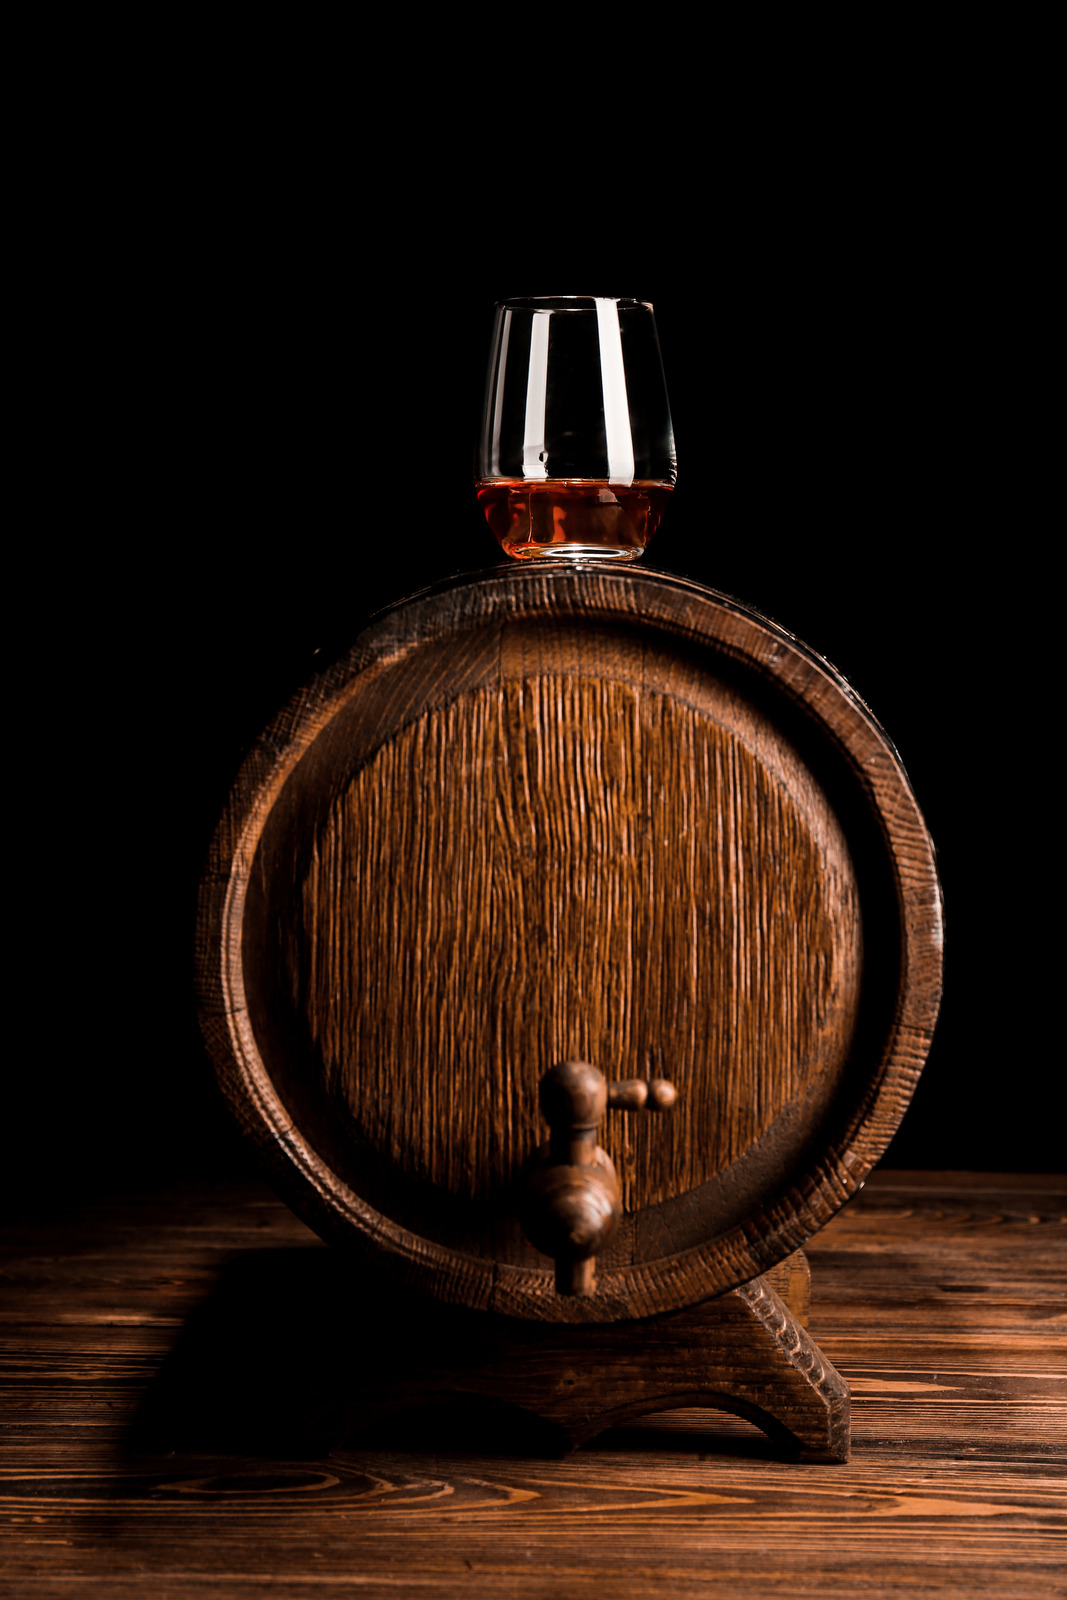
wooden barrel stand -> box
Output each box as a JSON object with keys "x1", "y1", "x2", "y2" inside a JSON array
[
  {"x1": 197, "y1": 564, "x2": 941, "y2": 1465},
  {"x1": 344, "y1": 1252, "x2": 849, "y2": 1463}
]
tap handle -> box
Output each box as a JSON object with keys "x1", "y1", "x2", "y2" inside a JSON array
[
  {"x1": 539, "y1": 1062, "x2": 676, "y2": 1166},
  {"x1": 607, "y1": 1077, "x2": 678, "y2": 1113}
]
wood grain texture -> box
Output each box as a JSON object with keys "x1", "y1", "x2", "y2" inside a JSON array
[
  {"x1": 196, "y1": 564, "x2": 944, "y2": 1320},
  {"x1": 1, "y1": 1174, "x2": 1062, "y2": 1597},
  {"x1": 302, "y1": 679, "x2": 859, "y2": 1216}
]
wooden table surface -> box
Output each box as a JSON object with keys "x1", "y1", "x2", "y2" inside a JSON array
[{"x1": 2, "y1": 1172, "x2": 1064, "y2": 1597}]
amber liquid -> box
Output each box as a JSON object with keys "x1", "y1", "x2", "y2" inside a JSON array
[{"x1": 476, "y1": 479, "x2": 673, "y2": 561}]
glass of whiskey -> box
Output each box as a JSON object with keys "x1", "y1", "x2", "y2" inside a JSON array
[{"x1": 476, "y1": 296, "x2": 677, "y2": 562}]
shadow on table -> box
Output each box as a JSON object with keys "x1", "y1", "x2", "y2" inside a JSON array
[{"x1": 130, "y1": 1245, "x2": 775, "y2": 1463}]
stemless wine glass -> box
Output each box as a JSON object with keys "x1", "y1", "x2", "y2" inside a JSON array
[{"x1": 476, "y1": 296, "x2": 677, "y2": 561}]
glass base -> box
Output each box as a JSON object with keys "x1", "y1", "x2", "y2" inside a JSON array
[{"x1": 503, "y1": 542, "x2": 646, "y2": 563}]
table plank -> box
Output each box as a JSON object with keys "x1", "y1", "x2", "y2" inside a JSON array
[{"x1": 1, "y1": 1173, "x2": 1064, "y2": 1597}]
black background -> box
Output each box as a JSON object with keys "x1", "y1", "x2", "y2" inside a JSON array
[{"x1": 20, "y1": 125, "x2": 1057, "y2": 1204}]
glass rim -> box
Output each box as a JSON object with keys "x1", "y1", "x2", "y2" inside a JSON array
[{"x1": 493, "y1": 295, "x2": 654, "y2": 313}]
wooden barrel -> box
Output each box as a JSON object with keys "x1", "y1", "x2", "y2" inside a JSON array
[{"x1": 196, "y1": 564, "x2": 942, "y2": 1322}]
